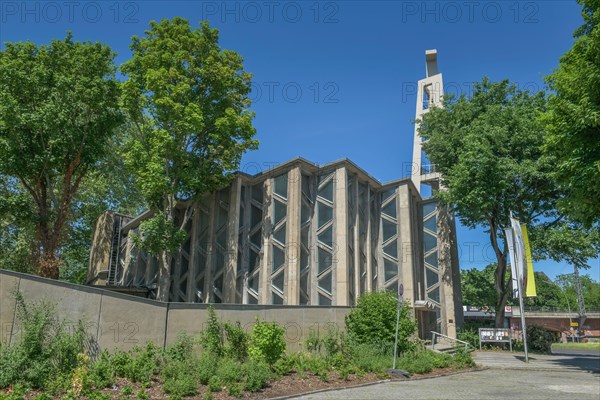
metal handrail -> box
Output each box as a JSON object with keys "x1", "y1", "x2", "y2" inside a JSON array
[{"x1": 430, "y1": 331, "x2": 471, "y2": 350}]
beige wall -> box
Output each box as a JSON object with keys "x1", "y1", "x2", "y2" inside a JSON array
[{"x1": 0, "y1": 269, "x2": 350, "y2": 353}]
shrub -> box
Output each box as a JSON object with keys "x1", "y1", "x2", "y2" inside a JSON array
[
  {"x1": 215, "y1": 358, "x2": 242, "y2": 387},
  {"x1": 248, "y1": 320, "x2": 286, "y2": 365},
  {"x1": 242, "y1": 359, "x2": 271, "y2": 392},
  {"x1": 450, "y1": 349, "x2": 475, "y2": 369},
  {"x1": 197, "y1": 352, "x2": 218, "y2": 385},
  {"x1": 457, "y1": 326, "x2": 480, "y2": 349},
  {"x1": 347, "y1": 342, "x2": 392, "y2": 374},
  {"x1": 199, "y1": 306, "x2": 224, "y2": 357},
  {"x1": 527, "y1": 325, "x2": 555, "y2": 354},
  {"x1": 224, "y1": 322, "x2": 249, "y2": 362},
  {"x1": 345, "y1": 291, "x2": 416, "y2": 354},
  {"x1": 0, "y1": 293, "x2": 87, "y2": 390}
]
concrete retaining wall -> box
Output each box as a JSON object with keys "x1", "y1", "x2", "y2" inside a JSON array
[{"x1": 0, "y1": 269, "x2": 351, "y2": 352}]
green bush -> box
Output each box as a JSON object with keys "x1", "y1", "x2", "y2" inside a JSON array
[
  {"x1": 456, "y1": 326, "x2": 479, "y2": 349},
  {"x1": 242, "y1": 359, "x2": 271, "y2": 392},
  {"x1": 0, "y1": 293, "x2": 87, "y2": 390},
  {"x1": 197, "y1": 352, "x2": 218, "y2": 385},
  {"x1": 345, "y1": 291, "x2": 416, "y2": 354},
  {"x1": 199, "y1": 306, "x2": 224, "y2": 357},
  {"x1": 347, "y1": 342, "x2": 392, "y2": 374},
  {"x1": 248, "y1": 320, "x2": 286, "y2": 365},
  {"x1": 450, "y1": 349, "x2": 476, "y2": 369},
  {"x1": 224, "y1": 322, "x2": 249, "y2": 362},
  {"x1": 527, "y1": 325, "x2": 555, "y2": 354},
  {"x1": 215, "y1": 358, "x2": 242, "y2": 387}
]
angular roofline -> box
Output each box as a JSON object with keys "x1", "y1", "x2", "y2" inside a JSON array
[{"x1": 235, "y1": 156, "x2": 418, "y2": 192}]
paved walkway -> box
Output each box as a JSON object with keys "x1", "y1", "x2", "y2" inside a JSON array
[{"x1": 292, "y1": 352, "x2": 600, "y2": 400}]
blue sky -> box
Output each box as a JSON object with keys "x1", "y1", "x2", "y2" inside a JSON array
[{"x1": 1, "y1": 0, "x2": 598, "y2": 280}]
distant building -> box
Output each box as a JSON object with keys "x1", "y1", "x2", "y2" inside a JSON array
[{"x1": 87, "y1": 50, "x2": 463, "y2": 338}]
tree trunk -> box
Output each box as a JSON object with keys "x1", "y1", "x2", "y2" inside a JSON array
[
  {"x1": 156, "y1": 249, "x2": 172, "y2": 302},
  {"x1": 39, "y1": 248, "x2": 60, "y2": 279},
  {"x1": 489, "y1": 218, "x2": 510, "y2": 328}
]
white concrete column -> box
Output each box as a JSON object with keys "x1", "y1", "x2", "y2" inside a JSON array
[
  {"x1": 285, "y1": 167, "x2": 302, "y2": 305},
  {"x1": 398, "y1": 184, "x2": 416, "y2": 317},
  {"x1": 223, "y1": 177, "x2": 241, "y2": 303},
  {"x1": 334, "y1": 167, "x2": 349, "y2": 306},
  {"x1": 260, "y1": 178, "x2": 272, "y2": 304}
]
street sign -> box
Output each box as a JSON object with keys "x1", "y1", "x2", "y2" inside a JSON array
[
  {"x1": 570, "y1": 322, "x2": 579, "y2": 327},
  {"x1": 398, "y1": 283, "x2": 404, "y2": 305}
]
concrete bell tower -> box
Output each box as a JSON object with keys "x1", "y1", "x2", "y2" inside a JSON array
[{"x1": 411, "y1": 49, "x2": 444, "y2": 193}]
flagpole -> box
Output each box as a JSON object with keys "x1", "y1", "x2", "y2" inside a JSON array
[
  {"x1": 510, "y1": 212, "x2": 529, "y2": 363},
  {"x1": 517, "y1": 269, "x2": 529, "y2": 362}
]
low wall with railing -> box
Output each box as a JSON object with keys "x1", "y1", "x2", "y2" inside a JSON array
[{"x1": 0, "y1": 269, "x2": 350, "y2": 352}]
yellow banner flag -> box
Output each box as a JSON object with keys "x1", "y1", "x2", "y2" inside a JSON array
[{"x1": 521, "y1": 225, "x2": 537, "y2": 297}]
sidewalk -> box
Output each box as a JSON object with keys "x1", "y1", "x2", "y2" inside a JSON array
[{"x1": 473, "y1": 351, "x2": 600, "y2": 373}]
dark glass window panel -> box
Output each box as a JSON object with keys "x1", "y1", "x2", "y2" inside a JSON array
[
  {"x1": 250, "y1": 229, "x2": 262, "y2": 248},
  {"x1": 300, "y1": 269, "x2": 309, "y2": 292},
  {"x1": 273, "y1": 173, "x2": 288, "y2": 198},
  {"x1": 251, "y1": 205, "x2": 262, "y2": 228},
  {"x1": 300, "y1": 291, "x2": 309, "y2": 305},
  {"x1": 239, "y1": 206, "x2": 245, "y2": 229},
  {"x1": 425, "y1": 252, "x2": 438, "y2": 268},
  {"x1": 318, "y1": 179, "x2": 334, "y2": 203},
  {"x1": 240, "y1": 186, "x2": 246, "y2": 203},
  {"x1": 422, "y1": 202, "x2": 436, "y2": 218},
  {"x1": 424, "y1": 215, "x2": 437, "y2": 233},
  {"x1": 272, "y1": 292, "x2": 284, "y2": 304},
  {"x1": 360, "y1": 275, "x2": 366, "y2": 295},
  {"x1": 216, "y1": 231, "x2": 227, "y2": 249},
  {"x1": 318, "y1": 202, "x2": 333, "y2": 228},
  {"x1": 382, "y1": 219, "x2": 397, "y2": 242},
  {"x1": 272, "y1": 246, "x2": 285, "y2": 272},
  {"x1": 214, "y1": 294, "x2": 222, "y2": 304},
  {"x1": 318, "y1": 225, "x2": 333, "y2": 248},
  {"x1": 214, "y1": 274, "x2": 223, "y2": 293},
  {"x1": 180, "y1": 257, "x2": 189, "y2": 276},
  {"x1": 273, "y1": 200, "x2": 287, "y2": 226},
  {"x1": 318, "y1": 272, "x2": 332, "y2": 294},
  {"x1": 200, "y1": 211, "x2": 210, "y2": 231},
  {"x1": 252, "y1": 184, "x2": 264, "y2": 203},
  {"x1": 218, "y1": 206, "x2": 228, "y2": 229},
  {"x1": 248, "y1": 295, "x2": 258, "y2": 304},
  {"x1": 301, "y1": 226, "x2": 309, "y2": 247},
  {"x1": 423, "y1": 232, "x2": 437, "y2": 254},
  {"x1": 318, "y1": 293, "x2": 332, "y2": 306},
  {"x1": 179, "y1": 279, "x2": 188, "y2": 296},
  {"x1": 273, "y1": 224, "x2": 286, "y2": 245},
  {"x1": 302, "y1": 175, "x2": 312, "y2": 198},
  {"x1": 249, "y1": 249, "x2": 259, "y2": 273},
  {"x1": 301, "y1": 247, "x2": 309, "y2": 271},
  {"x1": 381, "y1": 199, "x2": 397, "y2": 220},
  {"x1": 384, "y1": 259, "x2": 398, "y2": 282},
  {"x1": 426, "y1": 267, "x2": 439, "y2": 289},
  {"x1": 318, "y1": 248, "x2": 332, "y2": 274},
  {"x1": 272, "y1": 271, "x2": 285, "y2": 292},
  {"x1": 383, "y1": 241, "x2": 398, "y2": 259},
  {"x1": 428, "y1": 286, "x2": 440, "y2": 304},
  {"x1": 301, "y1": 201, "x2": 312, "y2": 225},
  {"x1": 249, "y1": 277, "x2": 259, "y2": 292},
  {"x1": 183, "y1": 237, "x2": 191, "y2": 255},
  {"x1": 382, "y1": 187, "x2": 396, "y2": 202}
]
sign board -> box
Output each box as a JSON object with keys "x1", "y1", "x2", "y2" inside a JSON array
[
  {"x1": 397, "y1": 283, "x2": 404, "y2": 307},
  {"x1": 570, "y1": 322, "x2": 579, "y2": 327},
  {"x1": 479, "y1": 328, "x2": 512, "y2": 351}
]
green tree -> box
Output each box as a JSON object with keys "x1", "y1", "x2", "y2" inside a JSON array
[
  {"x1": 0, "y1": 34, "x2": 123, "y2": 279},
  {"x1": 460, "y1": 264, "x2": 498, "y2": 307},
  {"x1": 556, "y1": 273, "x2": 600, "y2": 310},
  {"x1": 419, "y1": 78, "x2": 598, "y2": 327},
  {"x1": 121, "y1": 18, "x2": 257, "y2": 300},
  {"x1": 544, "y1": 0, "x2": 600, "y2": 226},
  {"x1": 523, "y1": 272, "x2": 564, "y2": 309}
]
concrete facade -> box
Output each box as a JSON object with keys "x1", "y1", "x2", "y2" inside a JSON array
[
  {"x1": 85, "y1": 50, "x2": 462, "y2": 339},
  {"x1": 0, "y1": 269, "x2": 349, "y2": 352}
]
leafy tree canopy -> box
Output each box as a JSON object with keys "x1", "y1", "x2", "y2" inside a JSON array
[
  {"x1": 544, "y1": 0, "x2": 600, "y2": 226},
  {"x1": 0, "y1": 34, "x2": 123, "y2": 278}
]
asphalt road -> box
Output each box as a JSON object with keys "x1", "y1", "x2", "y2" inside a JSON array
[{"x1": 292, "y1": 352, "x2": 600, "y2": 400}]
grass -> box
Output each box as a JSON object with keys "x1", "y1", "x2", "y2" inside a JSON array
[{"x1": 552, "y1": 342, "x2": 600, "y2": 351}]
